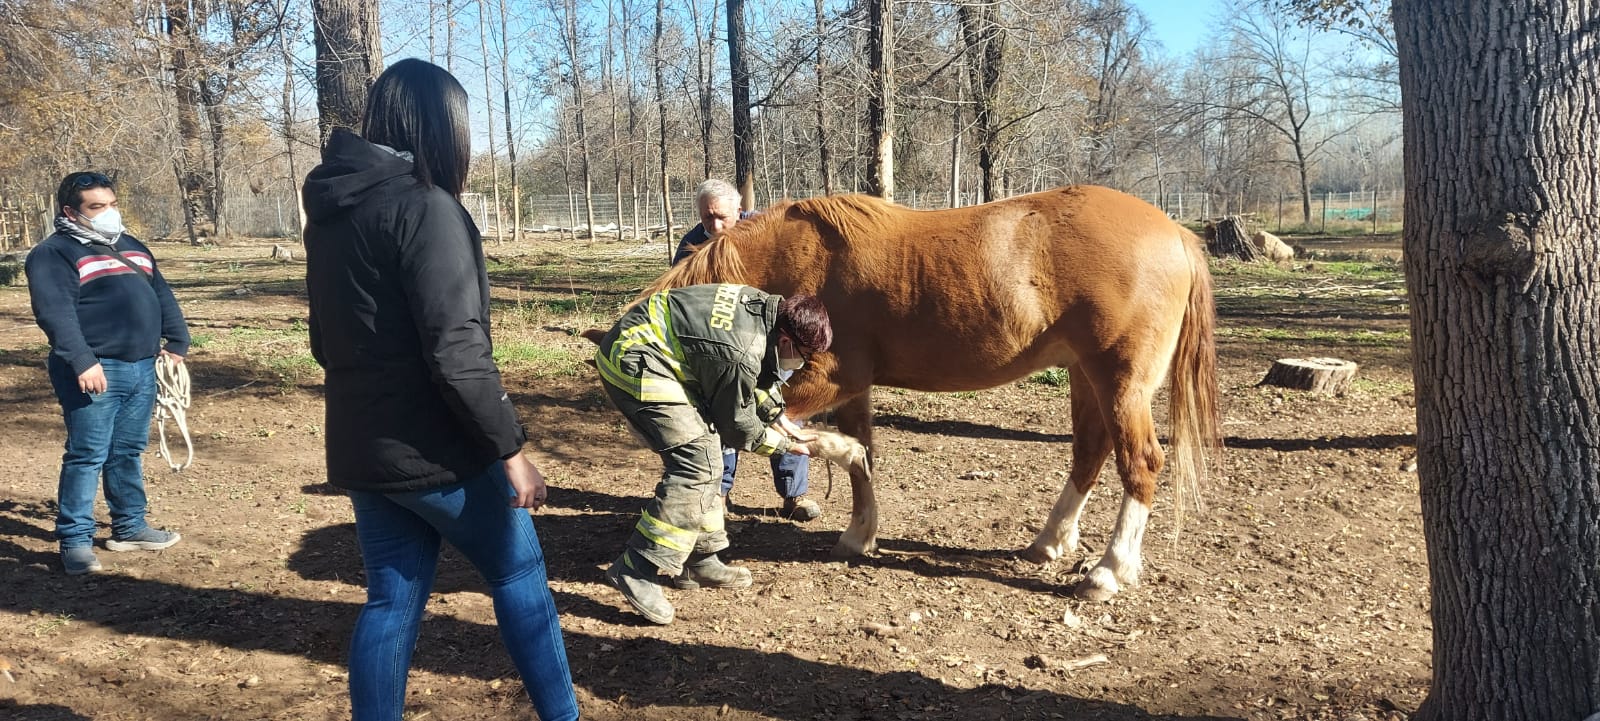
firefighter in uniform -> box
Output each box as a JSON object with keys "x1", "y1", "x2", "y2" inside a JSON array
[{"x1": 596, "y1": 283, "x2": 833, "y2": 624}]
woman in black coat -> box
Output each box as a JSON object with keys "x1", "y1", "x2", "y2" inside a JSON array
[{"x1": 302, "y1": 59, "x2": 578, "y2": 721}]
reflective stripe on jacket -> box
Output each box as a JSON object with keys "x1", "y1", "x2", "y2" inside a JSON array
[{"x1": 597, "y1": 283, "x2": 791, "y2": 455}]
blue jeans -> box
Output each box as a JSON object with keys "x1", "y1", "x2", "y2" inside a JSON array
[
  {"x1": 346, "y1": 464, "x2": 578, "y2": 721},
  {"x1": 720, "y1": 449, "x2": 810, "y2": 499},
  {"x1": 48, "y1": 356, "x2": 157, "y2": 549}
]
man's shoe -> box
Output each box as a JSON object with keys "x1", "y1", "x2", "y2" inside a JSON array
[
  {"x1": 106, "y1": 528, "x2": 181, "y2": 552},
  {"x1": 782, "y1": 496, "x2": 822, "y2": 522},
  {"x1": 672, "y1": 552, "x2": 753, "y2": 590},
  {"x1": 62, "y1": 547, "x2": 102, "y2": 575},
  {"x1": 604, "y1": 552, "x2": 675, "y2": 625}
]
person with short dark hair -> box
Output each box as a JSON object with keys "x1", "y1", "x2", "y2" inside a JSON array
[
  {"x1": 25, "y1": 171, "x2": 189, "y2": 576},
  {"x1": 671, "y1": 179, "x2": 822, "y2": 522},
  {"x1": 301, "y1": 58, "x2": 578, "y2": 721},
  {"x1": 595, "y1": 283, "x2": 832, "y2": 624}
]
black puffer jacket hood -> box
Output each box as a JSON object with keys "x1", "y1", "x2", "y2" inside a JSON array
[{"x1": 302, "y1": 129, "x2": 416, "y2": 224}]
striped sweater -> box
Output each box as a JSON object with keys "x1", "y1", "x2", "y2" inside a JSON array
[{"x1": 24, "y1": 231, "x2": 189, "y2": 375}]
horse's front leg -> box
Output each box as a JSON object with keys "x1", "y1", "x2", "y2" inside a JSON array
[{"x1": 828, "y1": 391, "x2": 878, "y2": 557}]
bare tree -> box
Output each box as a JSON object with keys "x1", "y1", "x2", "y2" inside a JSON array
[
  {"x1": 556, "y1": 0, "x2": 595, "y2": 236},
  {"x1": 957, "y1": 0, "x2": 1003, "y2": 201},
  {"x1": 1188, "y1": 0, "x2": 1337, "y2": 224},
  {"x1": 688, "y1": 0, "x2": 720, "y2": 180},
  {"x1": 476, "y1": 0, "x2": 503, "y2": 241},
  {"x1": 652, "y1": 0, "x2": 674, "y2": 248},
  {"x1": 811, "y1": 0, "x2": 834, "y2": 194},
  {"x1": 606, "y1": 0, "x2": 625, "y2": 239},
  {"x1": 498, "y1": 0, "x2": 522, "y2": 242}
]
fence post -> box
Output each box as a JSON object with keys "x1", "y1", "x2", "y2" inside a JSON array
[
  {"x1": 1321, "y1": 191, "x2": 1329, "y2": 233},
  {"x1": 1371, "y1": 189, "x2": 1379, "y2": 235}
]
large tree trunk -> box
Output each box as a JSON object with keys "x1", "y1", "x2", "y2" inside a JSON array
[
  {"x1": 864, "y1": 0, "x2": 893, "y2": 200},
  {"x1": 958, "y1": 0, "x2": 1003, "y2": 203},
  {"x1": 311, "y1": 0, "x2": 381, "y2": 147},
  {"x1": 1396, "y1": 2, "x2": 1600, "y2": 719},
  {"x1": 166, "y1": 0, "x2": 215, "y2": 244},
  {"x1": 728, "y1": 0, "x2": 755, "y2": 209}
]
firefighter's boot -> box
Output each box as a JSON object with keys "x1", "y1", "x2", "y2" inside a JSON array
[
  {"x1": 672, "y1": 552, "x2": 753, "y2": 590},
  {"x1": 605, "y1": 550, "x2": 675, "y2": 624}
]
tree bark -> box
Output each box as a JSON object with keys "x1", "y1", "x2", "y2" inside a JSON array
[
  {"x1": 865, "y1": 0, "x2": 893, "y2": 200},
  {"x1": 1396, "y1": 1, "x2": 1600, "y2": 719},
  {"x1": 958, "y1": 0, "x2": 1003, "y2": 203},
  {"x1": 165, "y1": 0, "x2": 215, "y2": 244},
  {"x1": 728, "y1": 0, "x2": 755, "y2": 209},
  {"x1": 311, "y1": 0, "x2": 381, "y2": 147}
]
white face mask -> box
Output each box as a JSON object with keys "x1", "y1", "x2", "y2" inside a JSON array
[
  {"x1": 77, "y1": 207, "x2": 124, "y2": 237},
  {"x1": 777, "y1": 355, "x2": 805, "y2": 372}
]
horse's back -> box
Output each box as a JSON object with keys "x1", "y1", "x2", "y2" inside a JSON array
[{"x1": 798, "y1": 186, "x2": 1197, "y2": 390}]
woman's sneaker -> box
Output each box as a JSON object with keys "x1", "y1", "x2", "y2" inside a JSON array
[
  {"x1": 62, "y1": 547, "x2": 102, "y2": 575},
  {"x1": 106, "y1": 528, "x2": 181, "y2": 552}
]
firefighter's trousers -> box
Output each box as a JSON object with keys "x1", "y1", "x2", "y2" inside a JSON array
[{"x1": 602, "y1": 381, "x2": 729, "y2": 577}]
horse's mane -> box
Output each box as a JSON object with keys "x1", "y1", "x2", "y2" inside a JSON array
[
  {"x1": 789, "y1": 193, "x2": 900, "y2": 243},
  {"x1": 635, "y1": 194, "x2": 900, "y2": 303}
]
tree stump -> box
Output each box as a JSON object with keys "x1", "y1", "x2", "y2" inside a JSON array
[
  {"x1": 1259, "y1": 357, "x2": 1358, "y2": 395},
  {"x1": 1209, "y1": 215, "x2": 1262, "y2": 261}
]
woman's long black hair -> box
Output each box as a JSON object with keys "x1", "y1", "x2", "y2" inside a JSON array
[{"x1": 361, "y1": 59, "x2": 471, "y2": 198}]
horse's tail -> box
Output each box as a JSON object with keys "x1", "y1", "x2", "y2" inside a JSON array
[
  {"x1": 1167, "y1": 229, "x2": 1223, "y2": 525},
  {"x1": 636, "y1": 235, "x2": 750, "y2": 303}
]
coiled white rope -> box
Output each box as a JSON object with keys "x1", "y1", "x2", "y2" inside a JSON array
[{"x1": 154, "y1": 354, "x2": 193, "y2": 471}]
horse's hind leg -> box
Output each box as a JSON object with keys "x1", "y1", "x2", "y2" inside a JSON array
[
  {"x1": 1021, "y1": 364, "x2": 1112, "y2": 564},
  {"x1": 1076, "y1": 372, "x2": 1166, "y2": 602},
  {"x1": 830, "y1": 391, "x2": 878, "y2": 557}
]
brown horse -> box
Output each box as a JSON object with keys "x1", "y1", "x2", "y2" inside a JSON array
[{"x1": 639, "y1": 185, "x2": 1221, "y2": 600}]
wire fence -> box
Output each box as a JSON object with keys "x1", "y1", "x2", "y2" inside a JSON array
[
  {"x1": 1138, "y1": 189, "x2": 1405, "y2": 233},
  {"x1": 0, "y1": 187, "x2": 1406, "y2": 250}
]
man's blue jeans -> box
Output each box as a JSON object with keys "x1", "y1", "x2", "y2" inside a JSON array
[
  {"x1": 346, "y1": 464, "x2": 578, "y2": 721},
  {"x1": 720, "y1": 448, "x2": 810, "y2": 499},
  {"x1": 48, "y1": 356, "x2": 157, "y2": 549}
]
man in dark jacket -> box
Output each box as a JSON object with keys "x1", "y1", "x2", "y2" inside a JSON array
[
  {"x1": 26, "y1": 171, "x2": 189, "y2": 575},
  {"x1": 671, "y1": 179, "x2": 822, "y2": 522},
  {"x1": 597, "y1": 283, "x2": 832, "y2": 624}
]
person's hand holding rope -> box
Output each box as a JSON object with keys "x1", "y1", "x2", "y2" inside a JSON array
[{"x1": 155, "y1": 350, "x2": 193, "y2": 471}]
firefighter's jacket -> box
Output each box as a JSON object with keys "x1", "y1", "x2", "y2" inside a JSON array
[{"x1": 596, "y1": 283, "x2": 793, "y2": 456}]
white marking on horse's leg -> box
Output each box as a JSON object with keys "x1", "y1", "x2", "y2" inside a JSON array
[
  {"x1": 1076, "y1": 495, "x2": 1150, "y2": 600},
  {"x1": 1021, "y1": 483, "x2": 1091, "y2": 563},
  {"x1": 831, "y1": 457, "x2": 878, "y2": 557}
]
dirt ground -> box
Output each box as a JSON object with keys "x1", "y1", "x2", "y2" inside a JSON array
[{"x1": 0, "y1": 233, "x2": 1427, "y2": 721}]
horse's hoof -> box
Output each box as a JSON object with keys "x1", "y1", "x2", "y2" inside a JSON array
[
  {"x1": 1072, "y1": 578, "x2": 1117, "y2": 602},
  {"x1": 1018, "y1": 544, "x2": 1057, "y2": 564},
  {"x1": 1073, "y1": 567, "x2": 1119, "y2": 601},
  {"x1": 831, "y1": 538, "x2": 876, "y2": 558}
]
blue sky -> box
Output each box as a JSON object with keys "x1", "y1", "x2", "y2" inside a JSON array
[{"x1": 1126, "y1": 0, "x2": 1222, "y2": 58}]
